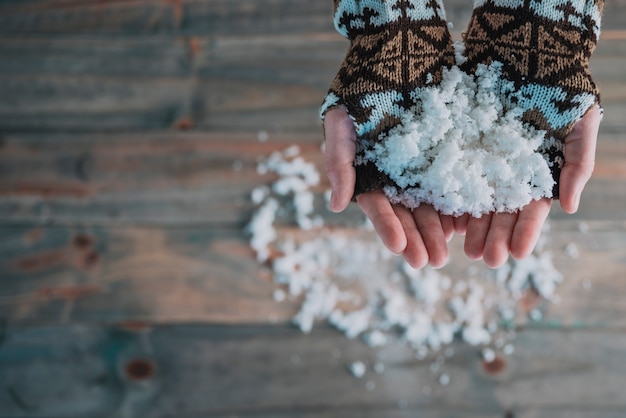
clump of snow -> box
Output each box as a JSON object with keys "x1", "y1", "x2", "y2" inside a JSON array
[
  {"x1": 329, "y1": 308, "x2": 372, "y2": 340},
  {"x1": 565, "y1": 242, "x2": 580, "y2": 259},
  {"x1": 503, "y1": 344, "x2": 515, "y2": 356},
  {"x1": 510, "y1": 254, "x2": 563, "y2": 300},
  {"x1": 578, "y1": 222, "x2": 590, "y2": 234},
  {"x1": 292, "y1": 282, "x2": 340, "y2": 334},
  {"x1": 373, "y1": 361, "x2": 385, "y2": 374},
  {"x1": 366, "y1": 63, "x2": 554, "y2": 217},
  {"x1": 529, "y1": 309, "x2": 543, "y2": 322},
  {"x1": 363, "y1": 330, "x2": 388, "y2": 348},
  {"x1": 257, "y1": 130, "x2": 269, "y2": 142},
  {"x1": 255, "y1": 145, "x2": 323, "y2": 230},
  {"x1": 273, "y1": 289, "x2": 286, "y2": 302},
  {"x1": 247, "y1": 198, "x2": 279, "y2": 263},
  {"x1": 247, "y1": 147, "x2": 578, "y2": 383},
  {"x1": 482, "y1": 348, "x2": 496, "y2": 363},
  {"x1": 349, "y1": 361, "x2": 367, "y2": 378},
  {"x1": 232, "y1": 160, "x2": 243, "y2": 171}
]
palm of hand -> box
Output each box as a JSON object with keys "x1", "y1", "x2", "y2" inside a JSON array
[{"x1": 324, "y1": 106, "x2": 601, "y2": 268}]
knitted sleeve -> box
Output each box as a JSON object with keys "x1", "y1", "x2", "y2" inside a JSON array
[
  {"x1": 461, "y1": 0, "x2": 604, "y2": 197},
  {"x1": 321, "y1": 0, "x2": 455, "y2": 196}
]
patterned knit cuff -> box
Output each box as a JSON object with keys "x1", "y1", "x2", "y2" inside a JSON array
[
  {"x1": 462, "y1": 0, "x2": 604, "y2": 197},
  {"x1": 322, "y1": 0, "x2": 456, "y2": 196}
]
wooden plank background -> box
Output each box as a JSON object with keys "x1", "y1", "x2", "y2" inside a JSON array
[{"x1": 0, "y1": 0, "x2": 625, "y2": 416}]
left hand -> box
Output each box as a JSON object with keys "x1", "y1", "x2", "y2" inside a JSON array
[{"x1": 454, "y1": 106, "x2": 602, "y2": 268}]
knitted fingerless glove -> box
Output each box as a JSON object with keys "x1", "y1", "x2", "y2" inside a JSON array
[
  {"x1": 321, "y1": 0, "x2": 455, "y2": 196},
  {"x1": 462, "y1": 0, "x2": 604, "y2": 198}
]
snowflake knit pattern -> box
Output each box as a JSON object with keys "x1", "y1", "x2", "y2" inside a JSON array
[
  {"x1": 461, "y1": 0, "x2": 604, "y2": 197},
  {"x1": 321, "y1": 0, "x2": 456, "y2": 196}
]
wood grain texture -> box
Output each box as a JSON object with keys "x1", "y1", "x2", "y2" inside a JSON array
[
  {"x1": 0, "y1": 225, "x2": 299, "y2": 324},
  {"x1": 0, "y1": 133, "x2": 338, "y2": 226},
  {"x1": 1, "y1": 324, "x2": 626, "y2": 416},
  {"x1": 0, "y1": 220, "x2": 624, "y2": 327},
  {"x1": 0, "y1": 0, "x2": 625, "y2": 415},
  {"x1": 0, "y1": 32, "x2": 623, "y2": 134},
  {"x1": 0, "y1": 37, "x2": 194, "y2": 77},
  {"x1": 0, "y1": 0, "x2": 334, "y2": 36},
  {"x1": 0, "y1": 132, "x2": 624, "y2": 226},
  {"x1": 0, "y1": 32, "x2": 340, "y2": 133},
  {"x1": 0, "y1": 0, "x2": 624, "y2": 36},
  {"x1": 0, "y1": 35, "x2": 623, "y2": 133}
]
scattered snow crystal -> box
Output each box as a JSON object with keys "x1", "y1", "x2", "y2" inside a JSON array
[
  {"x1": 247, "y1": 146, "x2": 576, "y2": 382},
  {"x1": 273, "y1": 289, "x2": 286, "y2": 302},
  {"x1": 247, "y1": 198, "x2": 279, "y2": 263},
  {"x1": 329, "y1": 308, "x2": 372, "y2": 340},
  {"x1": 565, "y1": 242, "x2": 580, "y2": 259},
  {"x1": 363, "y1": 330, "x2": 389, "y2": 347},
  {"x1": 349, "y1": 361, "x2": 367, "y2": 378},
  {"x1": 529, "y1": 309, "x2": 543, "y2": 322},
  {"x1": 257, "y1": 130, "x2": 269, "y2": 142},
  {"x1": 578, "y1": 222, "x2": 590, "y2": 234},
  {"x1": 482, "y1": 348, "x2": 496, "y2": 363},
  {"x1": 374, "y1": 361, "x2": 385, "y2": 374},
  {"x1": 503, "y1": 344, "x2": 515, "y2": 356}
]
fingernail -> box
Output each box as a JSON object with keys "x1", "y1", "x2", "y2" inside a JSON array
[
  {"x1": 329, "y1": 191, "x2": 339, "y2": 213},
  {"x1": 573, "y1": 192, "x2": 581, "y2": 213}
]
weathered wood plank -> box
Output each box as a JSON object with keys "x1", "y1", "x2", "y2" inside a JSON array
[
  {"x1": 1, "y1": 324, "x2": 625, "y2": 416},
  {"x1": 195, "y1": 35, "x2": 626, "y2": 132},
  {"x1": 0, "y1": 75, "x2": 198, "y2": 132},
  {"x1": 0, "y1": 37, "x2": 194, "y2": 77},
  {"x1": 0, "y1": 220, "x2": 624, "y2": 327},
  {"x1": 0, "y1": 31, "x2": 622, "y2": 133},
  {"x1": 0, "y1": 133, "x2": 330, "y2": 226},
  {"x1": 150, "y1": 326, "x2": 626, "y2": 412},
  {"x1": 0, "y1": 133, "x2": 624, "y2": 226},
  {"x1": 0, "y1": 2, "x2": 623, "y2": 416},
  {"x1": 0, "y1": 0, "x2": 334, "y2": 36},
  {"x1": 0, "y1": 0, "x2": 624, "y2": 36},
  {"x1": 0, "y1": 33, "x2": 338, "y2": 132},
  {"x1": 0, "y1": 225, "x2": 300, "y2": 324}
]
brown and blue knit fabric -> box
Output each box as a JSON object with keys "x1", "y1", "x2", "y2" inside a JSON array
[
  {"x1": 321, "y1": 0, "x2": 456, "y2": 196},
  {"x1": 461, "y1": 0, "x2": 604, "y2": 198}
]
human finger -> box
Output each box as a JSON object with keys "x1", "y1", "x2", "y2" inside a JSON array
[
  {"x1": 323, "y1": 106, "x2": 357, "y2": 213},
  {"x1": 440, "y1": 214, "x2": 455, "y2": 242},
  {"x1": 393, "y1": 205, "x2": 429, "y2": 269},
  {"x1": 510, "y1": 198, "x2": 552, "y2": 260},
  {"x1": 559, "y1": 106, "x2": 602, "y2": 214},
  {"x1": 357, "y1": 190, "x2": 407, "y2": 255},
  {"x1": 453, "y1": 214, "x2": 469, "y2": 235},
  {"x1": 413, "y1": 204, "x2": 449, "y2": 268},
  {"x1": 464, "y1": 213, "x2": 492, "y2": 260},
  {"x1": 482, "y1": 211, "x2": 517, "y2": 268}
]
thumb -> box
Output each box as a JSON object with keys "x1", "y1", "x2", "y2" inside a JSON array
[
  {"x1": 559, "y1": 106, "x2": 602, "y2": 214},
  {"x1": 323, "y1": 106, "x2": 357, "y2": 213}
]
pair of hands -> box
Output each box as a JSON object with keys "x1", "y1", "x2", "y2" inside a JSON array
[{"x1": 324, "y1": 105, "x2": 602, "y2": 269}]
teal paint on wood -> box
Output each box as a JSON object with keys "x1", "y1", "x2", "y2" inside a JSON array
[{"x1": 2, "y1": 324, "x2": 626, "y2": 416}]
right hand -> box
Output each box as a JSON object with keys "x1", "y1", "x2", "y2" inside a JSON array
[{"x1": 324, "y1": 106, "x2": 453, "y2": 269}]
